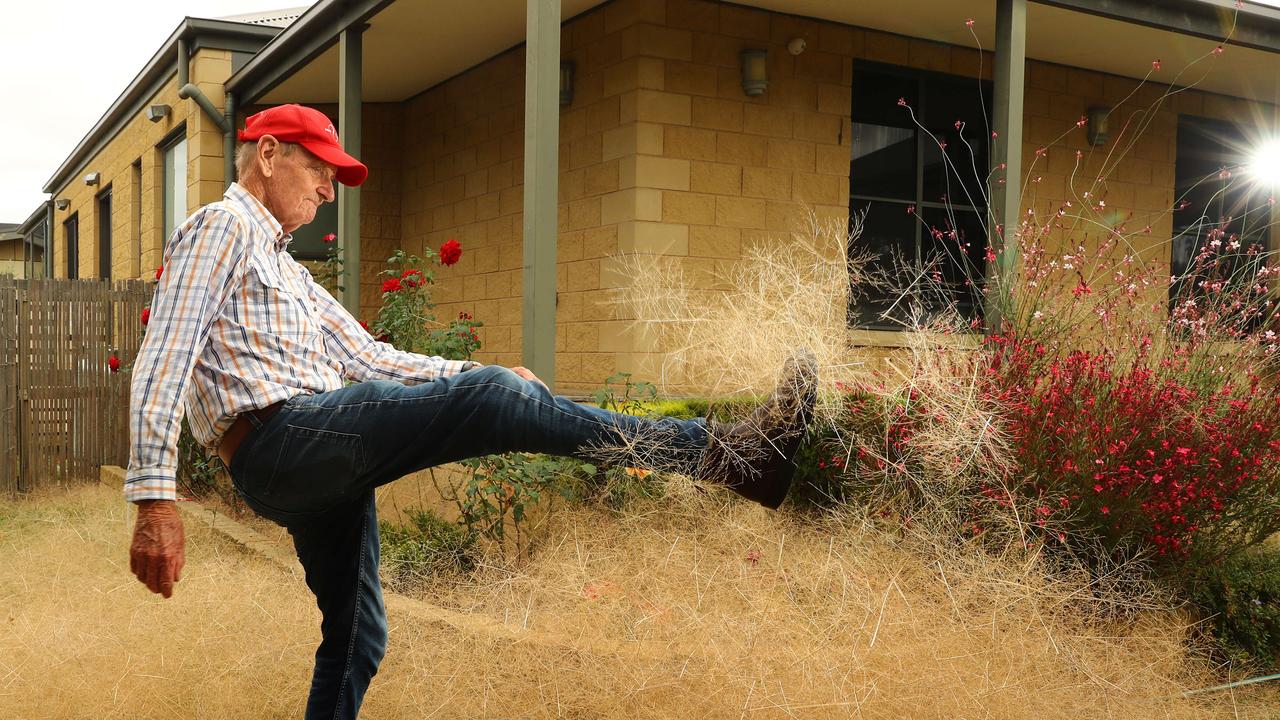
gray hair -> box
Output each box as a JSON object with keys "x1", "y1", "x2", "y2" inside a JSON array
[{"x1": 234, "y1": 139, "x2": 299, "y2": 181}]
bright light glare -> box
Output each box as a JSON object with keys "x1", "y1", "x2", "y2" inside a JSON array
[{"x1": 1249, "y1": 139, "x2": 1280, "y2": 188}]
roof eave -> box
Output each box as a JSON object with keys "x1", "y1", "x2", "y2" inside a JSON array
[
  {"x1": 225, "y1": 0, "x2": 394, "y2": 104},
  {"x1": 1035, "y1": 0, "x2": 1280, "y2": 53},
  {"x1": 42, "y1": 17, "x2": 280, "y2": 195}
]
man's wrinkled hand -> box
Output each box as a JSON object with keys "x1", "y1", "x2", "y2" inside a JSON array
[
  {"x1": 511, "y1": 366, "x2": 548, "y2": 390},
  {"x1": 130, "y1": 500, "x2": 186, "y2": 598}
]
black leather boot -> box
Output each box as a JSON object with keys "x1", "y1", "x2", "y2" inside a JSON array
[{"x1": 698, "y1": 349, "x2": 818, "y2": 509}]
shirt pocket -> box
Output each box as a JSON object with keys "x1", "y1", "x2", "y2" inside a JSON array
[{"x1": 247, "y1": 256, "x2": 320, "y2": 342}]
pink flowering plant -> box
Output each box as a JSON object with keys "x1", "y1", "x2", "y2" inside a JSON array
[{"x1": 803, "y1": 18, "x2": 1280, "y2": 581}]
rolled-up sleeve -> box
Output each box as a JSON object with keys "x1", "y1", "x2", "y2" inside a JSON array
[{"x1": 124, "y1": 209, "x2": 248, "y2": 502}]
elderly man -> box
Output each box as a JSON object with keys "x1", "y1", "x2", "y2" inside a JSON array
[{"x1": 126, "y1": 104, "x2": 816, "y2": 719}]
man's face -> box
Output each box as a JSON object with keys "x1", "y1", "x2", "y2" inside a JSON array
[{"x1": 261, "y1": 142, "x2": 337, "y2": 233}]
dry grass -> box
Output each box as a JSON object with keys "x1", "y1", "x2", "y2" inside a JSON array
[{"x1": 1, "y1": 483, "x2": 1276, "y2": 719}]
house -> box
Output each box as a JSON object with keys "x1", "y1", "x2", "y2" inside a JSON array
[{"x1": 39, "y1": 0, "x2": 1280, "y2": 394}]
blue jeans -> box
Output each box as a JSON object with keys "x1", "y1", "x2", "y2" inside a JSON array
[{"x1": 227, "y1": 366, "x2": 708, "y2": 719}]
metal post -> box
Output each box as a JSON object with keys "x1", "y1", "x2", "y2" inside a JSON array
[
  {"x1": 987, "y1": 0, "x2": 1026, "y2": 331},
  {"x1": 522, "y1": 0, "x2": 561, "y2": 389},
  {"x1": 339, "y1": 25, "x2": 363, "y2": 316}
]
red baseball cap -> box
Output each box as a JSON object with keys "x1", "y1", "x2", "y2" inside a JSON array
[{"x1": 238, "y1": 104, "x2": 368, "y2": 186}]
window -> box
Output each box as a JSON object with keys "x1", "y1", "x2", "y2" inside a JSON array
[
  {"x1": 286, "y1": 199, "x2": 339, "y2": 261},
  {"x1": 64, "y1": 213, "x2": 79, "y2": 279},
  {"x1": 97, "y1": 187, "x2": 112, "y2": 279},
  {"x1": 131, "y1": 159, "x2": 142, "y2": 278},
  {"x1": 848, "y1": 63, "x2": 992, "y2": 328},
  {"x1": 163, "y1": 133, "x2": 188, "y2": 243},
  {"x1": 1171, "y1": 116, "x2": 1272, "y2": 326}
]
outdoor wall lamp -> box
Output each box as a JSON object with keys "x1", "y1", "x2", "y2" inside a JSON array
[
  {"x1": 83, "y1": 172, "x2": 101, "y2": 187},
  {"x1": 55, "y1": 199, "x2": 70, "y2": 211},
  {"x1": 560, "y1": 61, "x2": 575, "y2": 107},
  {"x1": 740, "y1": 49, "x2": 768, "y2": 96},
  {"x1": 1087, "y1": 106, "x2": 1111, "y2": 147},
  {"x1": 146, "y1": 104, "x2": 171, "y2": 123}
]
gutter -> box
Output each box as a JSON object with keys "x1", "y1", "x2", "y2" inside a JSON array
[{"x1": 42, "y1": 18, "x2": 277, "y2": 195}]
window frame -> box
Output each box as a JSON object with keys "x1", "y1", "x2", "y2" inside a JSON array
[{"x1": 848, "y1": 61, "x2": 993, "y2": 330}]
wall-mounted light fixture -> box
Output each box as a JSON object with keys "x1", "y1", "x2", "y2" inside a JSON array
[
  {"x1": 83, "y1": 172, "x2": 101, "y2": 186},
  {"x1": 1087, "y1": 106, "x2": 1110, "y2": 147},
  {"x1": 55, "y1": 199, "x2": 70, "y2": 211},
  {"x1": 560, "y1": 60, "x2": 576, "y2": 107},
  {"x1": 740, "y1": 49, "x2": 768, "y2": 96},
  {"x1": 146, "y1": 104, "x2": 171, "y2": 123}
]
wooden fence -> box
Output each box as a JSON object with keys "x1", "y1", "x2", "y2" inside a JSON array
[{"x1": 0, "y1": 277, "x2": 153, "y2": 494}]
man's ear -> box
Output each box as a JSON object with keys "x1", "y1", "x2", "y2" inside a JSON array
[{"x1": 257, "y1": 135, "x2": 279, "y2": 178}]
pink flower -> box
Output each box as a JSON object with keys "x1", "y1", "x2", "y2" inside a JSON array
[
  {"x1": 322, "y1": 232, "x2": 337, "y2": 243},
  {"x1": 439, "y1": 239, "x2": 462, "y2": 266}
]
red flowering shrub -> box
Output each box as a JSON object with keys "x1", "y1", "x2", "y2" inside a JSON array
[
  {"x1": 370, "y1": 248, "x2": 481, "y2": 360},
  {"x1": 982, "y1": 333, "x2": 1280, "y2": 568}
]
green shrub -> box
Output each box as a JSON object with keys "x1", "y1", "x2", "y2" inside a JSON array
[
  {"x1": 1185, "y1": 547, "x2": 1280, "y2": 669},
  {"x1": 379, "y1": 506, "x2": 476, "y2": 590}
]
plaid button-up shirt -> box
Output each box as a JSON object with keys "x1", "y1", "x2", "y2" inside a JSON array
[{"x1": 125, "y1": 183, "x2": 472, "y2": 502}]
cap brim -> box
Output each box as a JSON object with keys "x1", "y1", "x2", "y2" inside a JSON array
[{"x1": 300, "y1": 140, "x2": 369, "y2": 187}]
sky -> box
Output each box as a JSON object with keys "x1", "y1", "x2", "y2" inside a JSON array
[
  {"x1": 0, "y1": 1, "x2": 314, "y2": 223},
  {"x1": 3, "y1": 0, "x2": 1280, "y2": 223}
]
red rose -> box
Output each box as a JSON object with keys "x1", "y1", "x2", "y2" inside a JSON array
[
  {"x1": 381, "y1": 277, "x2": 403, "y2": 294},
  {"x1": 358, "y1": 320, "x2": 370, "y2": 333},
  {"x1": 322, "y1": 233, "x2": 337, "y2": 243},
  {"x1": 141, "y1": 308, "x2": 150, "y2": 326},
  {"x1": 108, "y1": 355, "x2": 121, "y2": 373},
  {"x1": 439, "y1": 239, "x2": 462, "y2": 266},
  {"x1": 154, "y1": 266, "x2": 163, "y2": 280},
  {"x1": 400, "y1": 268, "x2": 424, "y2": 287}
]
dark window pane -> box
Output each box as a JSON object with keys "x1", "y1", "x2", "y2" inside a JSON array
[
  {"x1": 919, "y1": 207, "x2": 987, "y2": 320},
  {"x1": 849, "y1": 199, "x2": 918, "y2": 327},
  {"x1": 851, "y1": 68, "x2": 917, "y2": 126},
  {"x1": 287, "y1": 200, "x2": 339, "y2": 261},
  {"x1": 851, "y1": 122, "x2": 916, "y2": 200},
  {"x1": 922, "y1": 76, "x2": 991, "y2": 205}
]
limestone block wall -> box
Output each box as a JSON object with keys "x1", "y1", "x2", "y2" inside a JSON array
[
  {"x1": 397, "y1": 0, "x2": 1277, "y2": 391},
  {"x1": 50, "y1": 48, "x2": 232, "y2": 281}
]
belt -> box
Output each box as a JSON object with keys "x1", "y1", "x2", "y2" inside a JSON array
[{"x1": 217, "y1": 400, "x2": 286, "y2": 467}]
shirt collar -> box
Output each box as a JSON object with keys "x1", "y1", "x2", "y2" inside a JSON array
[{"x1": 224, "y1": 182, "x2": 292, "y2": 251}]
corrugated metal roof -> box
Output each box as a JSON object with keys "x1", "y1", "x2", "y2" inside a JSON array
[{"x1": 217, "y1": 5, "x2": 311, "y2": 28}]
